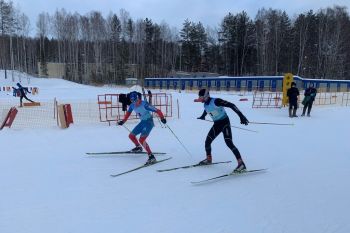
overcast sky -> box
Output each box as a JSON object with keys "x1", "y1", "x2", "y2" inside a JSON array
[{"x1": 12, "y1": 0, "x2": 350, "y2": 31}]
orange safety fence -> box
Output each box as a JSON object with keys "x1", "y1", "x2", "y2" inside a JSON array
[
  {"x1": 97, "y1": 93, "x2": 173, "y2": 125},
  {"x1": 1, "y1": 86, "x2": 39, "y2": 95}
]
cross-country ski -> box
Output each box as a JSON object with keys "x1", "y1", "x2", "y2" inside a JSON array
[
  {"x1": 191, "y1": 169, "x2": 268, "y2": 184},
  {"x1": 157, "y1": 160, "x2": 232, "y2": 172},
  {"x1": 86, "y1": 151, "x2": 166, "y2": 155},
  {"x1": 110, "y1": 157, "x2": 172, "y2": 177}
]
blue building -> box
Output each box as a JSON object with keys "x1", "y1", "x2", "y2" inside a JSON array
[{"x1": 145, "y1": 76, "x2": 350, "y2": 92}]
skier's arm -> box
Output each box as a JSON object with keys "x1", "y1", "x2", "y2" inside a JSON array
[
  {"x1": 214, "y1": 98, "x2": 249, "y2": 125},
  {"x1": 145, "y1": 103, "x2": 166, "y2": 123},
  {"x1": 197, "y1": 110, "x2": 207, "y2": 120},
  {"x1": 118, "y1": 105, "x2": 133, "y2": 125}
]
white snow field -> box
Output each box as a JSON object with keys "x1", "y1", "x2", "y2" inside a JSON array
[{"x1": 1, "y1": 71, "x2": 350, "y2": 233}]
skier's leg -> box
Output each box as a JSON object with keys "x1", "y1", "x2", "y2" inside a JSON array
[
  {"x1": 129, "y1": 133, "x2": 140, "y2": 146},
  {"x1": 139, "y1": 120, "x2": 154, "y2": 154},
  {"x1": 139, "y1": 120, "x2": 157, "y2": 165},
  {"x1": 205, "y1": 124, "x2": 220, "y2": 156},
  {"x1": 20, "y1": 96, "x2": 23, "y2": 107},
  {"x1": 23, "y1": 95, "x2": 34, "y2": 103},
  {"x1": 222, "y1": 123, "x2": 242, "y2": 161},
  {"x1": 198, "y1": 122, "x2": 222, "y2": 165},
  {"x1": 139, "y1": 136, "x2": 152, "y2": 154},
  {"x1": 129, "y1": 122, "x2": 144, "y2": 149}
]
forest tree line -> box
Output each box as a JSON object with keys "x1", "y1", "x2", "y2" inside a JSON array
[{"x1": 1, "y1": 0, "x2": 350, "y2": 84}]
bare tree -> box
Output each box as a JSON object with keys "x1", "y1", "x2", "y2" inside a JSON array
[
  {"x1": 16, "y1": 12, "x2": 30, "y2": 76},
  {"x1": 89, "y1": 11, "x2": 107, "y2": 83},
  {"x1": 0, "y1": 0, "x2": 15, "y2": 79},
  {"x1": 36, "y1": 12, "x2": 50, "y2": 76}
]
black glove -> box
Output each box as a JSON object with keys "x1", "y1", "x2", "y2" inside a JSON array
[
  {"x1": 117, "y1": 120, "x2": 124, "y2": 126},
  {"x1": 161, "y1": 118, "x2": 167, "y2": 124},
  {"x1": 197, "y1": 116, "x2": 205, "y2": 120},
  {"x1": 239, "y1": 114, "x2": 249, "y2": 125}
]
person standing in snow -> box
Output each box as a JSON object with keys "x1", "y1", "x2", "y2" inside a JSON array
[
  {"x1": 301, "y1": 83, "x2": 317, "y2": 117},
  {"x1": 118, "y1": 91, "x2": 167, "y2": 165},
  {"x1": 287, "y1": 82, "x2": 300, "y2": 117},
  {"x1": 12, "y1": 83, "x2": 35, "y2": 107},
  {"x1": 195, "y1": 89, "x2": 249, "y2": 173}
]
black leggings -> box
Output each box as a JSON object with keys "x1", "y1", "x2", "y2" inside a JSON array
[
  {"x1": 20, "y1": 95, "x2": 34, "y2": 105},
  {"x1": 205, "y1": 117, "x2": 242, "y2": 160}
]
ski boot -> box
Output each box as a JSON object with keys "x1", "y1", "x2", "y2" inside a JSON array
[
  {"x1": 292, "y1": 109, "x2": 298, "y2": 117},
  {"x1": 130, "y1": 145, "x2": 143, "y2": 153},
  {"x1": 145, "y1": 154, "x2": 157, "y2": 166},
  {"x1": 301, "y1": 108, "x2": 306, "y2": 117},
  {"x1": 233, "y1": 160, "x2": 246, "y2": 173},
  {"x1": 198, "y1": 155, "x2": 212, "y2": 165}
]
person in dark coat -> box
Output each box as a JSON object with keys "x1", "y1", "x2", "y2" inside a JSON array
[
  {"x1": 301, "y1": 83, "x2": 317, "y2": 117},
  {"x1": 287, "y1": 82, "x2": 300, "y2": 117},
  {"x1": 12, "y1": 83, "x2": 35, "y2": 107}
]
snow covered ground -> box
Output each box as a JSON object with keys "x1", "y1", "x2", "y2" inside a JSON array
[{"x1": 1, "y1": 72, "x2": 350, "y2": 233}]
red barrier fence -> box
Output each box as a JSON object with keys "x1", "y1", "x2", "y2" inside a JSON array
[
  {"x1": 64, "y1": 104, "x2": 74, "y2": 126},
  {"x1": 0, "y1": 107, "x2": 18, "y2": 130},
  {"x1": 0, "y1": 86, "x2": 39, "y2": 94},
  {"x1": 97, "y1": 93, "x2": 173, "y2": 125}
]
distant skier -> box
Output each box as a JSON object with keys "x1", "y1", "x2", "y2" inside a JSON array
[
  {"x1": 12, "y1": 83, "x2": 35, "y2": 107},
  {"x1": 287, "y1": 82, "x2": 300, "y2": 117},
  {"x1": 118, "y1": 91, "x2": 167, "y2": 165},
  {"x1": 301, "y1": 83, "x2": 317, "y2": 117},
  {"x1": 195, "y1": 89, "x2": 249, "y2": 173}
]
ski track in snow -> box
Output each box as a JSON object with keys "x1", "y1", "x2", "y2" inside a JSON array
[{"x1": 1, "y1": 72, "x2": 350, "y2": 233}]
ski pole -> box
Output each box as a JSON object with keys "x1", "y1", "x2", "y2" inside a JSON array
[
  {"x1": 202, "y1": 119, "x2": 258, "y2": 133},
  {"x1": 121, "y1": 124, "x2": 132, "y2": 133},
  {"x1": 249, "y1": 121, "x2": 294, "y2": 126},
  {"x1": 165, "y1": 124, "x2": 193, "y2": 157}
]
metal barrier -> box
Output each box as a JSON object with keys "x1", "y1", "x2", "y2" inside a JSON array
[
  {"x1": 252, "y1": 92, "x2": 282, "y2": 108},
  {"x1": 313, "y1": 92, "x2": 337, "y2": 105},
  {"x1": 97, "y1": 93, "x2": 173, "y2": 125},
  {"x1": 341, "y1": 93, "x2": 350, "y2": 106}
]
